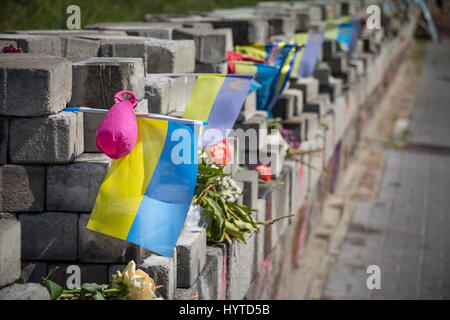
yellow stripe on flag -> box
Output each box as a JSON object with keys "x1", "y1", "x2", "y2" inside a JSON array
[
  {"x1": 233, "y1": 62, "x2": 258, "y2": 75},
  {"x1": 290, "y1": 32, "x2": 309, "y2": 79},
  {"x1": 275, "y1": 46, "x2": 296, "y2": 93},
  {"x1": 182, "y1": 74, "x2": 226, "y2": 122},
  {"x1": 87, "y1": 118, "x2": 167, "y2": 240},
  {"x1": 235, "y1": 44, "x2": 267, "y2": 60}
]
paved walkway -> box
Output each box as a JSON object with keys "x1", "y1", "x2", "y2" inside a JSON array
[{"x1": 322, "y1": 37, "x2": 450, "y2": 300}]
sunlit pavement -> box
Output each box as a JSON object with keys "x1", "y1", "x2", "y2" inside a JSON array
[{"x1": 323, "y1": 37, "x2": 450, "y2": 300}]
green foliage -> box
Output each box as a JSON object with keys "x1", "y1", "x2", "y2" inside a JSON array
[
  {"x1": 267, "y1": 117, "x2": 282, "y2": 131},
  {"x1": 41, "y1": 266, "x2": 121, "y2": 300},
  {"x1": 1, "y1": 0, "x2": 293, "y2": 32},
  {"x1": 194, "y1": 164, "x2": 259, "y2": 243}
]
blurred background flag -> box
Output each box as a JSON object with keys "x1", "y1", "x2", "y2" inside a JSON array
[
  {"x1": 267, "y1": 43, "x2": 299, "y2": 114},
  {"x1": 228, "y1": 61, "x2": 279, "y2": 111},
  {"x1": 182, "y1": 74, "x2": 253, "y2": 147},
  {"x1": 349, "y1": 17, "x2": 363, "y2": 53},
  {"x1": 336, "y1": 21, "x2": 354, "y2": 51},
  {"x1": 294, "y1": 31, "x2": 324, "y2": 78},
  {"x1": 87, "y1": 117, "x2": 199, "y2": 257}
]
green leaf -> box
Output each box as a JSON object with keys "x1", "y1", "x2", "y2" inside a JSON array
[
  {"x1": 92, "y1": 291, "x2": 106, "y2": 300},
  {"x1": 81, "y1": 283, "x2": 107, "y2": 293},
  {"x1": 43, "y1": 279, "x2": 63, "y2": 300}
]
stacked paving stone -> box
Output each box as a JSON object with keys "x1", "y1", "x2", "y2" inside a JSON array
[{"x1": 0, "y1": 0, "x2": 418, "y2": 299}]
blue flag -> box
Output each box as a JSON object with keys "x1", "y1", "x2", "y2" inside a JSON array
[{"x1": 297, "y1": 32, "x2": 324, "y2": 78}]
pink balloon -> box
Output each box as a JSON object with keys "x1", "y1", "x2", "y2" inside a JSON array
[{"x1": 96, "y1": 91, "x2": 138, "y2": 159}]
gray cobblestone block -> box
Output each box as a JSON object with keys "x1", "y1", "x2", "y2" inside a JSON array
[
  {"x1": 304, "y1": 98, "x2": 325, "y2": 118},
  {"x1": 10, "y1": 30, "x2": 102, "y2": 62},
  {"x1": 58, "y1": 36, "x2": 100, "y2": 62},
  {"x1": 293, "y1": 11, "x2": 310, "y2": 32},
  {"x1": 308, "y1": 5, "x2": 324, "y2": 22},
  {"x1": 145, "y1": 75, "x2": 170, "y2": 114},
  {"x1": 282, "y1": 116, "x2": 306, "y2": 142},
  {"x1": 69, "y1": 57, "x2": 145, "y2": 108},
  {"x1": 0, "y1": 54, "x2": 72, "y2": 116},
  {"x1": 233, "y1": 113, "x2": 268, "y2": 153},
  {"x1": 215, "y1": 28, "x2": 234, "y2": 51},
  {"x1": 292, "y1": 77, "x2": 319, "y2": 104},
  {"x1": 326, "y1": 76, "x2": 343, "y2": 102},
  {"x1": 9, "y1": 112, "x2": 83, "y2": 164},
  {"x1": 0, "y1": 165, "x2": 45, "y2": 212},
  {"x1": 46, "y1": 153, "x2": 111, "y2": 212},
  {"x1": 253, "y1": 199, "x2": 266, "y2": 279},
  {"x1": 194, "y1": 62, "x2": 227, "y2": 74},
  {"x1": 304, "y1": 112, "x2": 319, "y2": 140},
  {"x1": 198, "y1": 247, "x2": 222, "y2": 300},
  {"x1": 167, "y1": 75, "x2": 196, "y2": 113},
  {"x1": 233, "y1": 169, "x2": 258, "y2": 210},
  {"x1": 47, "y1": 263, "x2": 109, "y2": 288},
  {"x1": 263, "y1": 142, "x2": 285, "y2": 178},
  {"x1": 272, "y1": 93, "x2": 294, "y2": 119},
  {"x1": 21, "y1": 261, "x2": 48, "y2": 284},
  {"x1": 283, "y1": 160, "x2": 300, "y2": 219},
  {"x1": 173, "y1": 28, "x2": 226, "y2": 64},
  {"x1": 79, "y1": 213, "x2": 139, "y2": 263},
  {"x1": 202, "y1": 245, "x2": 225, "y2": 300},
  {"x1": 0, "y1": 283, "x2": 50, "y2": 300},
  {"x1": 237, "y1": 90, "x2": 257, "y2": 122},
  {"x1": 323, "y1": 39, "x2": 337, "y2": 60},
  {"x1": 0, "y1": 117, "x2": 8, "y2": 164},
  {"x1": 349, "y1": 59, "x2": 365, "y2": 77},
  {"x1": 79, "y1": 34, "x2": 148, "y2": 70},
  {"x1": 0, "y1": 219, "x2": 21, "y2": 288},
  {"x1": 146, "y1": 38, "x2": 195, "y2": 73},
  {"x1": 19, "y1": 212, "x2": 78, "y2": 261},
  {"x1": 314, "y1": 62, "x2": 331, "y2": 85},
  {"x1": 175, "y1": 282, "x2": 198, "y2": 300},
  {"x1": 328, "y1": 52, "x2": 348, "y2": 75},
  {"x1": 227, "y1": 235, "x2": 255, "y2": 299},
  {"x1": 140, "y1": 251, "x2": 177, "y2": 300},
  {"x1": 0, "y1": 34, "x2": 61, "y2": 56},
  {"x1": 267, "y1": 16, "x2": 296, "y2": 38},
  {"x1": 283, "y1": 89, "x2": 303, "y2": 116},
  {"x1": 362, "y1": 34, "x2": 376, "y2": 53},
  {"x1": 211, "y1": 18, "x2": 269, "y2": 45},
  {"x1": 258, "y1": 184, "x2": 273, "y2": 258},
  {"x1": 83, "y1": 100, "x2": 147, "y2": 152},
  {"x1": 270, "y1": 166, "x2": 290, "y2": 249},
  {"x1": 176, "y1": 226, "x2": 206, "y2": 288}
]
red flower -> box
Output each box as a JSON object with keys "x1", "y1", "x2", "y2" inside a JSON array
[
  {"x1": 205, "y1": 138, "x2": 232, "y2": 165},
  {"x1": 256, "y1": 164, "x2": 271, "y2": 181}
]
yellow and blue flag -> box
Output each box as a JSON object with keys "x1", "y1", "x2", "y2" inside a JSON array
[
  {"x1": 336, "y1": 21, "x2": 354, "y2": 52},
  {"x1": 235, "y1": 43, "x2": 299, "y2": 116},
  {"x1": 266, "y1": 43, "x2": 299, "y2": 114},
  {"x1": 348, "y1": 17, "x2": 363, "y2": 53},
  {"x1": 291, "y1": 31, "x2": 324, "y2": 79},
  {"x1": 229, "y1": 61, "x2": 279, "y2": 111},
  {"x1": 87, "y1": 117, "x2": 199, "y2": 257},
  {"x1": 182, "y1": 74, "x2": 253, "y2": 147}
]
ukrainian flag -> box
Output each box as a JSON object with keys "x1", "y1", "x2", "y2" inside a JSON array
[
  {"x1": 87, "y1": 117, "x2": 199, "y2": 257},
  {"x1": 291, "y1": 31, "x2": 324, "y2": 79},
  {"x1": 336, "y1": 21, "x2": 354, "y2": 52},
  {"x1": 228, "y1": 61, "x2": 278, "y2": 111},
  {"x1": 183, "y1": 74, "x2": 253, "y2": 147},
  {"x1": 235, "y1": 43, "x2": 299, "y2": 115}
]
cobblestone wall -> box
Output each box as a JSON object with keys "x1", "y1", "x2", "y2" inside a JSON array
[{"x1": 0, "y1": 0, "x2": 418, "y2": 299}]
